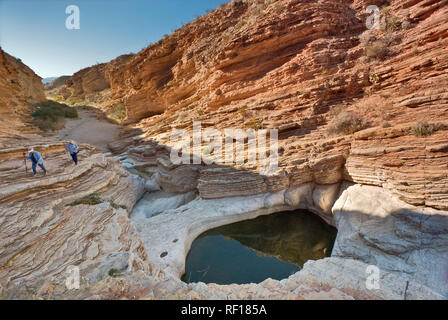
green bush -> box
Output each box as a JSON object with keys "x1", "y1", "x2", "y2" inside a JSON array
[
  {"x1": 108, "y1": 104, "x2": 127, "y2": 122},
  {"x1": 108, "y1": 268, "x2": 121, "y2": 278},
  {"x1": 67, "y1": 193, "x2": 127, "y2": 210},
  {"x1": 31, "y1": 100, "x2": 78, "y2": 131},
  {"x1": 109, "y1": 201, "x2": 127, "y2": 210},
  {"x1": 67, "y1": 193, "x2": 103, "y2": 207}
]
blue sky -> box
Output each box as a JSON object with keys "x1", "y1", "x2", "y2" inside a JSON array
[{"x1": 0, "y1": 0, "x2": 229, "y2": 78}]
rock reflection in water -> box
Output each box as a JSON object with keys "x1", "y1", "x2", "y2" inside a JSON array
[{"x1": 182, "y1": 210, "x2": 337, "y2": 284}]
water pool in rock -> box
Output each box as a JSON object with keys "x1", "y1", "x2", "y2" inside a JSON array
[{"x1": 182, "y1": 210, "x2": 337, "y2": 285}]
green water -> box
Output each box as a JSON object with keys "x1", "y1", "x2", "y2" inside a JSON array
[{"x1": 182, "y1": 210, "x2": 337, "y2": 285}]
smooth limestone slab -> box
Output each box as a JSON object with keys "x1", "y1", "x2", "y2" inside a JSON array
[
  {"x1": 131, "y1": 191, "x2": 298, "y2": 278},
  {"x1": 129, "y1": 182, "x2": 448, "y2": 299}
]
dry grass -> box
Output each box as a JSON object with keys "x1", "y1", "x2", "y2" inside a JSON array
[
  {"x1": 67, "y1": 193, "x2": 127, "y2": 210},
  {"x1": 108, "y1": 268, "x2": 122, "y2": 278},
  {"x1": 366, "y1": 40, "x2": 388, "y2": 60},
  {"x1": 361, "y1": 7, "x2": 400, "y2": 61},
  {"x1": 31, "y1": 100, "x2": 78, "y2": 131},
  {"x1": 108, "y1": 104, "x2": 126, "y2": 122},
  {"x1": 328, "y1": 111, "x2": 368, "y2": 135},
  {"x1": 67, "y1": 193, "x2": 103, "y2": 206},
  {"x1": 409, "y1": 121, "x2": 441, "y2": 137},
  {"x1": 237, "y1": 107, "x2": 247, "y2": 118},
  {"x1": 245, "y1": 118, "x2": 263, "y2": 130}
]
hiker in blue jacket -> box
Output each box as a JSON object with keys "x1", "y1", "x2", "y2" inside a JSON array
[
  {"x1": 66, "y1": 140, "x2": 79, "y2": 165},
  {"x1": 26, "y1": 148, "x2": 47, "y2": 176}
]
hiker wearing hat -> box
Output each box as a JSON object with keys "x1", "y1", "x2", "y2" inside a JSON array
[
  {"x1": 66, "y1": 140, "x2": 79, "y2": 165},
  {"x1": 26, "y1": 148, "x2": 47, "y2": 176}
]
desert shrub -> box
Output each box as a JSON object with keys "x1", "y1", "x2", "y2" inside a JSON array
[
  {"x1": 67, "y1": 193, "x2": 103, "y2": 206},
  {"x1": 108, "y1": 104, "x2": 126, "y2": 122},
  {"x1": 380, "y1": 8, "x2": 400, "y2": 33},
  {"x1": 329, "y1": 105, "x2": 344, "y2": 117},
  {"x1": 246, "y1": 118, "x2": 263, "y2": 130},
  {"x1": 196, "y1": 108, "x2": 204, "y2": 116},
  {"x1": 362, "y1": 7, "x2": 400, "y2": 61},
  {"x1": 108, "y1": 268, "x2": 121, "y2": 278},
  {"x1": 109, "y1": 201, "x2": 127, "y2": 210},
  {"x1": 31, "y1": 100, "x2": 78, "y2": 131},
  {"x1": 67, "y1": 193, "x2": 127, "y2": 209},
  {"x1": 237, "y1": 107, "x2": 247, "y2": 117},
  {"x1": 388, "y1": 16, "x2": 399, "y2": 30},
  {"x1": 359, "y1": 30, "x2": 373, "y2": 46},
  {"x1": 382, "y1": 32, "x2": 396, "y2": 46},
  {"x1": 401, "y1": 19, "x2": 411, "y2": 29},
  {"x1": 410, "y1": 121, "x2": 440, "y2": 137},
  {"x1": 366, "y1": 40, "x2": 388, "y2": 60},
  {"x1": 369, "y1": 73, "x2": 379, "y2": 84},
  {"x1": 328, "y1": 111, "x2": 368, "y2": 135}
]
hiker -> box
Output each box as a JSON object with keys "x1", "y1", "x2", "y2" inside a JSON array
[
  {"x1": 66, "y1": 140, "x2": 79, "y2": 165},
  {"x1": 26, "y1": 148, "x2": 47, "y2": 176}
]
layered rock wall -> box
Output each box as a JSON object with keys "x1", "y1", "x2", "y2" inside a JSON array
[
  {"x1": 0, "y1": 48, "x2": 46, "y2": 144},
  {"x1": 105, "y1": 0, "x2": 448, "y2": 210},
  {"x1": 46, "y1": 54, "x2": 135, "y2": 110},
  {"x1": 3, "y1": 0, "x2": 447, "y2": 299},
  {"x1": 0, "y1": 144, "x2": 162, "y2": 299}
]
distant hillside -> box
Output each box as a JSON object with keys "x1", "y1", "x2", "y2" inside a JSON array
[
  {"x1": 44, "y1": 75, "x2": 71, "y2": 90},
  {"x1": 43, "y1": 54, "x2": 134, "y2": 107},
  {"x1": 42, "y1": 77, "x2": 58, "y2": 84}
]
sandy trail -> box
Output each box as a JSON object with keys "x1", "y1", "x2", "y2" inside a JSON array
[{"x1": 58, "y1": 109, "x2": 122, "y2": 151}]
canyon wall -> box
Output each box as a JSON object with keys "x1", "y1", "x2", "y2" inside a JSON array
[
  {"x1": 4, "y1": 0, "x2": 447, "y2": 299},
  {"x1": 46, "y1": 54, "x2": 135, "y2": 111},
  {"x1": 104, "y1": 0, "x2": 448, "y2": 298},
  {"x1": 53, "y1": 0, "x2": 448, "y2": 210},
  {"x1": 0, "y1": 48, "x2": 46, "y2": 145}
]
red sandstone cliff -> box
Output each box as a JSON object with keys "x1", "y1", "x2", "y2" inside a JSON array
[
  {"x1": 46, "y1": 54, "x2": 135, "y2": 109},
  {"x1": 51, "y1": 0, "x2": 448, "y2": 209},
  {"x1": 0, "y1": 48, "x2": 46, "y2": 144},
  {"x1": 1, "y1": 0, "x2": 448, "y2": 300}
]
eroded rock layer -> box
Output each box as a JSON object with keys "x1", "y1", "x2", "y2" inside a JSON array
[
  {"x1": 45, "y1": 54, "x2": 135, "y2": 110},
  {"x1": 0, "y1": 144, "x2": 164, "y2": 299},
  {"x1": 2, "y1": 0, "x2": 448, "y2": 300},
  {"x1": 52, "y1": 0, "x2": 448, "y2": 210},
  {"x1": 0, "y1": 48, "x2": 46, "y2": 145}
]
